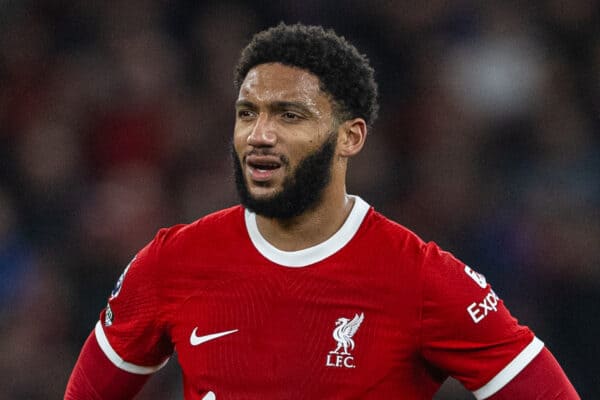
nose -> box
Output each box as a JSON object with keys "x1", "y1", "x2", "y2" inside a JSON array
[{"x1": 247, "y1": 113, "x2": 277, "y2": 147}]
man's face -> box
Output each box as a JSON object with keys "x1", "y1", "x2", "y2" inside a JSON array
[{"x1": 233, "y1": 63, "x2": 338, "y2": 218}]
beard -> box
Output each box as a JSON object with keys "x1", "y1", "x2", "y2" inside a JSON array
[{"x1": 232, "y1": 131, "x2": 337, "y2": 219}]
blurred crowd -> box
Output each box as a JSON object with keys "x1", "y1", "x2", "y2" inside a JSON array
[{"x1": 0, "y1": 1, "x2": 598, "y2": 398}]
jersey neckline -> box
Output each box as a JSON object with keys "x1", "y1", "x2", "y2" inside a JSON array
[{"x1": 244, "y1": 195, "x2": 370, "y2": 268}]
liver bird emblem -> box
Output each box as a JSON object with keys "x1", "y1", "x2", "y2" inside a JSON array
[{"x1": 330, "y1": 312, "x2": 364, "y2": 355}]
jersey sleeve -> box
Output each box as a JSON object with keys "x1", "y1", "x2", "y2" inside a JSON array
[
  {"x1": 65, "y1": 330, "x2": 151, "y2": 399},
  {"x1": 95, "y1": 229, "x2": 174, "y2": 374},
  {"x1": 419, "y1": 242, "x2": 541, "y2": 399},
  {"x1": 487, "y1": 347, "x2": 580, "y2": 399}
]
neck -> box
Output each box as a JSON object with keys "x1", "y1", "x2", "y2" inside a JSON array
[{"x1": 255, "y1": 188, "x2": 354, "y2": 251}]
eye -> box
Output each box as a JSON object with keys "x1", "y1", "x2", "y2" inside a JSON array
[
  {"x1": 237, "y1": 109, "x2": 256, "y2": 120},
  {"x1": 281, "y1": 111, "x2": 302, "y2": 121}
]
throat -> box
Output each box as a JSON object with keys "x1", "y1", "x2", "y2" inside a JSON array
[{"x1": 255, "y1": 195, "x2": 355, "y2": 251}]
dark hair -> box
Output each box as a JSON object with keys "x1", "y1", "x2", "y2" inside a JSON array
[{"x1": 234, "y1": 23, "x2": 378, "y2": 128}]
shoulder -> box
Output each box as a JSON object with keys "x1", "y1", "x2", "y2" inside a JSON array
[
  {"x1": 108, "y1": 205, "x2": 245, "y2": 305},
  {"x1": 366, "y1": 210, "x2": 465, "y2": 277},
  {"x1": 359, "y1": 208, "x2": 474, "y2": 289},
  {"x1": 124, "y1": 205, "x2": 244, "y2": 279},
  {"x1": 150, "y1": 205, "x2": 245, "y2": 252},
  {"x1": 360, "y1": 209, "x2": 430, "y2": 260}
]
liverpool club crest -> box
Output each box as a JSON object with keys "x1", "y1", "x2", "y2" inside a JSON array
[{"x1": 326, "y1": 312, "x2": 364, "y2": 368}]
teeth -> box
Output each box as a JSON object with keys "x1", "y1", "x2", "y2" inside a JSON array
[{"x1": 251, "y1": 163, "x2": 278, "y2": 170}]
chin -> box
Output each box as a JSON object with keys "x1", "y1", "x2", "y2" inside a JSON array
[{"x1": 247, "y1": 188, "x2": 280, "y2": 202}]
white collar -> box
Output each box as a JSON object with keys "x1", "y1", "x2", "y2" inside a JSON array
[{"x1": 244, "y1": 195, "x2": 370, "y2": 267}]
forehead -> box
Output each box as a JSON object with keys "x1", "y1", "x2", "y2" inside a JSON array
[{"x1": 238, "y1": 63, "x2": 331, "y2": 110}]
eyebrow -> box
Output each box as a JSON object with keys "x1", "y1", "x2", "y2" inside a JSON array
[
  {"x1": 235, "y1": 100, "x2": 317, "y2": 117},
  {"x1": 235, "y1": 100, "x2": 256, "y2": 110}
]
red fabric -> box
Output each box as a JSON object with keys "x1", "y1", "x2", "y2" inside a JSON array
[
  {"x1": 419, "y1": 243, "x2": 535, "y2": 391},
  {"x1": 64, "y1": 331, "x2": 150, "y2": 400},
  {"x1": 96, "y1": 205, "x2": 542, "y2": 398},
  {"x1": 71, "y1": 204, "x2": 578, "y2": 398},
  {"x1": 488, "y1": 347, "x2": 580, "y2": 399}
]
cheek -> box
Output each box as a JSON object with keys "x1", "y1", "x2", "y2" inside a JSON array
[
  {"x1": 232, "y1": 127, "x2": 247, "y2": 154},
  {"x1": 286, "y1": 143, "x2": 315, "y2": 169}
]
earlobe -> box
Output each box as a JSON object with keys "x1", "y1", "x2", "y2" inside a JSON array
[{"x1": 338, "y1": 118, "x2": 367, "y2": 158}]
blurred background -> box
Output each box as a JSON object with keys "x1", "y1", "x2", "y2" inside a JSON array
[{"x1": 0, "y1": 0, "x2": 598, "y2": 398}]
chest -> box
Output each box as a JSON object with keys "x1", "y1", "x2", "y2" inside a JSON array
[{"x1": 168, "y1": 259, "x2": 427, "y2": 398}]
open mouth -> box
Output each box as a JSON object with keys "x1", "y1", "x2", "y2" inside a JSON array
[
  {"x1": 248, "y1": 160, "x2": 281, "y2": 171},
  {"x1": 245, "y1": 155, "x2": 283, "y2": 181}
]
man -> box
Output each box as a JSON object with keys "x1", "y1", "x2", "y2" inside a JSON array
[{"x1": 65, "y1": 23, "x2": 579, "y2": 399}]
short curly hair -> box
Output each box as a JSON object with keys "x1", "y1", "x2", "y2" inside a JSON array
[{"x1": 234, "y1": 23, "x2": 379, "y2": 128}]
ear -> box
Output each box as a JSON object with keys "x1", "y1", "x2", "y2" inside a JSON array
[{"x1": 337, "y1": 118, "x2": 367, "y2": 158}]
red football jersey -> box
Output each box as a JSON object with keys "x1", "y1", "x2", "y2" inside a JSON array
[{"x1": 96, "y1": 196, "x2": 542, "y2": 399}]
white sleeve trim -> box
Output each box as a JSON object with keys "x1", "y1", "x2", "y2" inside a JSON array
[
  {"x1": 94, "y1": 321, "x2": 169, "y2": 375},
  {"x1": 472, "y1": 336, "x2": 544, "y2": 400}
]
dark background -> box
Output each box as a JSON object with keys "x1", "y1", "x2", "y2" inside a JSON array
[{"x1": 0, "y1": 1, "x2": 598, "y2": 398}]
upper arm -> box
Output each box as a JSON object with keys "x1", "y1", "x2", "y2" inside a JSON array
[
  {"x1": 66, "y1": 230, "x2": 178, "y2": 398},
  {"x1": 70, "y1": 229, "x2": 174, "y2": 393},
  {"x1": 419, "y1": 242, "x2": 541, "y2": 396},
  {"x1": 98, "y1": 230, "x2": 174, "y2": 371}
]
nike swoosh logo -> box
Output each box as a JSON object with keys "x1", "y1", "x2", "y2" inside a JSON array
[{"x1": 190, "y1": 328, "x2": 238, "y2": 346}]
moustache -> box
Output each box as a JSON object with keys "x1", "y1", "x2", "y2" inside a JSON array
[{"x1": 242, "y1": 150, "x2": 290, "y2": 165}]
